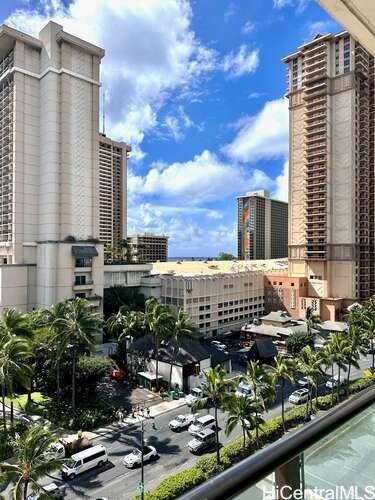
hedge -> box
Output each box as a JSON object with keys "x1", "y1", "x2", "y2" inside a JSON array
[{"x1": 140, "y1": 376, "x2": 375, "y2": 500}]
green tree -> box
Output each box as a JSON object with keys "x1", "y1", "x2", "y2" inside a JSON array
[
  {"x1": 332, "y1": 333, "x2": 350, "y2": 401},
  {"x1": 297, "y1": 346, "x2": 322, "y2": 416},
  {"x1": 285, "y1": 331, "x2": 315, "y2": 355},
  {"x1": 103, "y1": 286, "x2": 146, "y2": 319},
  {"x1": 37, "y1": 301, "x2": 71, "y2": 413},
  {"x1": 223, "y1": 394, "x2": 264, "y2": 449},
  {"x1": 0, "y1": 427, "x2": 65, "y2": 500},
  {"x1": 167, "y1": 309, "x2": 196, "y2": 390},
  {"x1": 144, "y1": 299, "x2": 173, "y2": 390},
  {"x1": 305, "y1": 306, "x2": 321, "y2": 336},
  {"x1": 345, "y1": 319, "x2": 368, "y2": 393},
  {"x1": 240, "y1": 361, "x2": 275, "y2": 444},
  {"x1": 193, "y1": 365, "x2": 232, "y2": 464},
  {"x1": 268, "y1": 355, "x2": 296, "y2": 431},
  {"x1": 0, "y1": 337, "x2": 32, "y2": 429},
  {"x1": 107, "y1": 308, "x2": 145, "y2": 367},
  {"x1": 218, "y1": 252, "x2": 236, "y2": 261},
  {"x1": 56, "y1": 298, "x2": 101, "y2": 414},
  {"x1": 363, "y1": 298, "x2": 375, "y2": 371},
  {"x1": 76, "y1": 356, "x2": 112, "y2": 396},
  {"x1": 0, "y1": 309, "x2": 32, "y2": 340}
]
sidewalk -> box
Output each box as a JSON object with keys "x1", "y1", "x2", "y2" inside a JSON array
[{"x1": 91, "y1": 397, "x2": 187, "y2": 438}]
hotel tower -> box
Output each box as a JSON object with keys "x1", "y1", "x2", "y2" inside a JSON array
[{"x1": 283, "y1": 32, "x2": 375, "y2": 319}]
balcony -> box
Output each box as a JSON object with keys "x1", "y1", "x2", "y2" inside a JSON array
[{"x1": 181, "y1": 389, "x2": 375, "y2": 500}]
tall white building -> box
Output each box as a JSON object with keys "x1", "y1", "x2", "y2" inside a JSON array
[{"x1": 0, "y1": 21, "x2": 105, "y2": 312}]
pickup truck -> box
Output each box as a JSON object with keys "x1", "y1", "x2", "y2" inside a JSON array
[{"x1": 48, "y1": 435, "x2": 93, "y2": 459}]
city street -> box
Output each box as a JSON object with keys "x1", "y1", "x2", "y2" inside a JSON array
[{"x1": 39, "y1": 355, "x2": 372, "y2": 500}]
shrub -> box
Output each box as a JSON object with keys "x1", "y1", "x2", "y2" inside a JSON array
[
  {"x1": 259, "y1": 416, "x2": 283, "y2": 444},
  {"x1": 143, "y1": 466, "x2": 205, "y2": 500},
  {"x1": 316, "y1": 393, "x2": 337, "y2": 410},
  {"x1": 196, "y1": 454, "x2": 225, "y2": 478},
  {"x1": 285, "y1": 332, "x2": 315, "y2": 355},
  {"x1": 349, "y1": 376, "x2": 375, "y2": 394}
]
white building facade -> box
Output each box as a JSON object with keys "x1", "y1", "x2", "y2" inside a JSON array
[{"x1": 0, "y1": 22, "x2": 105, "y2": 312}]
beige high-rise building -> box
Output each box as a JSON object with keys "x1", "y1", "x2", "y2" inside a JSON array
[
  {"x1": 99, "y1": 133, "x2": 130, "y2": 259},
  {"x1": 284, "y1": 31, "x2": 375, "y2": 320},
  {"x1": 0, "y1": 21, "x2": 105, "y2": 312}
]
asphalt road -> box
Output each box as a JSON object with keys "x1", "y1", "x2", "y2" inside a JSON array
[{"x1": 40, "y1": 354, "x2": 372, "y2": 500}]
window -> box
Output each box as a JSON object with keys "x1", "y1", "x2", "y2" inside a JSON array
[
  {"x1": 291, "y1": 283, "x2": 294, "y2": 287},
  {"x1": 301, "y1": 298, "x2": 306, "y2": 310},
  {"x1": 75, "y1": 275, "x2": 86, "y2": 286}
]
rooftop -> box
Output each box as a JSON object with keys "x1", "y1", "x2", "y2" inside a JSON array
[{"x1": 151, "y1": 259, "x2": 288, "y2": 277}]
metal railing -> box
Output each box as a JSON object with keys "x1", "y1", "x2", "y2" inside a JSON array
[{"x1": 180, "y1": 386, "x2": 375, "y2": 500}]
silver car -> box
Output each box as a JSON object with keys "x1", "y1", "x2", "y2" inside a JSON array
[{"x1": 288, "y1": 388, "x2": 309, "y2": 405}]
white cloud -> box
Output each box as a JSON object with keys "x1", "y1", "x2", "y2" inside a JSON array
[
  {"x1": 273, "y1": 159, "x2": 289, "y2": 202},
  {"x1": 6, "y1": 0, "x2": 216, "y2": 157},
  {"x1": 224, "y1": 3, "x2": 235, "y2": 23},
  {"x1": 222, "y1": 45, "x2": 259, "y2": 78},
  {"x1": 129, "y1": 149, "x2": 277, "y2": 205},
  {"x1": 161, "y1": 106, "x2": 194, "y2": 141},
  {"x1": 127, "y1": 202, "x2": 236, "y2": 256},
  {"x1": 273, "y1": 0, "x2": 310, "y2": 12},
  {"x1": 223, "y1": 98, "x2": 289, "y2": 163},
  {"x1": 241, "y1": 20, "x2": 255, "y2": 35},
  {"x1": 305, "y1": 20, "x2": 337, "y2": 40}
]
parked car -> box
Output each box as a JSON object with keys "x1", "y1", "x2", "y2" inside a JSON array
[
  {"x1": 288, "y1": 388, "x2": 309, "y2": 405},
  {"x1": 297, "y1": 376, "x2": 309, "y2": 387},
  {"x1": 61, "y1": 445, "x2": 108, "y2": 479},
  {"x1": 326, "y1": 376, "x2": 345, "y2": 389},
  {"x1": 27, "y1": 482, "x2": 65, "y2": 500},
  {"x1": 188, "y1": 414, "x2": 216, "y2": 436},
  {"x1": 20, "y1": 415, "x2": 51, "y2": 428},
  {"x1": 122, "y1": 446, "x2": 158, "y2": 468},
  {"x1": 235, "y1": 382, "x2": 252, "y2": 398},
  {"x1": 48, "y1": 435, "x2": 93, "y2": 459},
  {"x1": 169, "y1": 413, "x2": 199, "y2": 432},
  {"x1": 187, "y1": 428, "x2": 216, "y2": 453},
  {"x1": 185, "y1": 387, "x2": 203, "y2": 407}
]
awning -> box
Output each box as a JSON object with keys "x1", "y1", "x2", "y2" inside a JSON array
[{"x1": 72, "y1": 246, "x2": 98, "y2": 257}]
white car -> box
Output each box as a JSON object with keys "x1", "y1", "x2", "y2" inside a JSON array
[
  {"x1": 169, "y1": 413, "x2": 199, "y2": 431},
  {"x1": 185, "y1": 388, "x2": 203, "y2": 407},
  {"x1": 188, "y1": 414, "x2": 216, "y2": 436},
  {"x1": 235, "y1": 383, "x2": 252, "y2": 398},
  {"x1": 122, "y1": 446, "x2": 157, "y2": 468},
  {"x1": 326, "y1": 376, "x2": 344, "y2": 389},
  {"x1": 289, "y1": 388, "x2": 309, "y2": 405},
  {"x1": 297, "y1": 376, "x2": 309, "y2": 387}
]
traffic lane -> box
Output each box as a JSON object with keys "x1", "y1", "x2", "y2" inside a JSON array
[{"x1": 63, "y1": 409, "x2": 241, "y2": 499}]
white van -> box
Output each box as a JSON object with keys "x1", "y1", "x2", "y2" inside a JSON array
[
  {"x1": 188, "y1": 414, "x2": 216, "y2": 436},
  {"x1": 61, "y1": 445, "x2": 108, "y2": 479}
]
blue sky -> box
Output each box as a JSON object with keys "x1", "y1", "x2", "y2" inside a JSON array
[{"x1": 1, "y1": 0, "x2": 341, "y2": 256}]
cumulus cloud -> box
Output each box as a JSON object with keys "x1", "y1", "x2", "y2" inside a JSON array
[
  {"x1": 127, "y1": 203, "x2": 236, "y2": 256},
  {"x1": 128, "y1": 149, "x2": 276, "y2": 205},
  {"x1": 273, "y1": 159, "x2": 289, "y2": 202},
  {"x1": 6, "y1": 0, "x2": 216, "y2": 157},
  {"x1": 222, "y1": 45, "x2": 259, "y2": 78},
  {"x1": 223, "y1": 98, "x2": 289, "y2": 163}
]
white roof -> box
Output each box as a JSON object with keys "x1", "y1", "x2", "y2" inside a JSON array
[
  {"x1": 138, "y1": 371, "x2": 163, "y2": 381},
  {"x1": 320, "y1": 321, "x2": 348, "y2": 332},
  {"x1": 71, "y1": 444, "x2": 106, "y2": 460}
]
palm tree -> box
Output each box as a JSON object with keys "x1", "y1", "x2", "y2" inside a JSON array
[
  {"x1": 297, "y1": 346, "x2": 322, "y2": 416},
  {"x1": 345, "y1": 321, "x2": 368, "y2": 393},
  {"x1": 36, "y1": 301, "x2": 73, "y2": 413},
  {"x1": 144, "y1": 299, "x2": 172, "y2": 390},
  {"x1": 363, "y1": 298, "x2": 375, "y2": 371},
  {"x1": 107, "y1": 308, "x2": 144, "y2": 369},
  {"x1": 166, "y1": 309, "x2": 195, "y2": 391},
  {"x1": 0, "y1": 309, "x2": 31, "y2": 340},
  {"x1": 193, "y1": 365, "x2": 232, "y2": 464},
  {"x1": 0, "y1": 427, "x2": 65, "y2": 500},
  {"x1": 56, "y1": 298, "x2": 101, "y2": 414},
  {"x1": 240, "y1": 361, "x2": 275, "y2": 444},
  {"x1": 305, "y1": 306, "x2": 321, "y2": 336},
  {"x1": 269, "y1": 355, "x2": 296, "y2": 431},
  {"x1": 326, "y1": 333, "x2": 350, "y2": 403},
  {"x1": 0, "y1": 336, "x2": 32, "y2": 429},
  {"x1": 223, "y1": 394, "x2": 264, "y2": 449}
]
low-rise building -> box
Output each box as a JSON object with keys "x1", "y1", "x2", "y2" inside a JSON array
[{"x1": 143, "y1": 259, "x2": 288, "y2": 337}]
